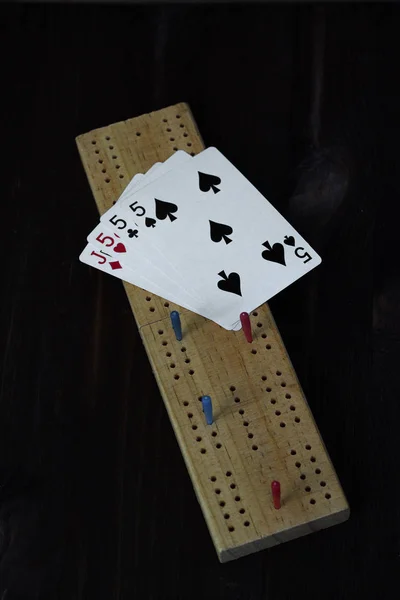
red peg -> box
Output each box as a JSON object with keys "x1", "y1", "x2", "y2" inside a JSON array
[
  {"x1": 271, "y1": 480, "x2": 281, "y2": 509},
  {"x1": 240, "y1": 312, "x2": 253, "y2": 343}
]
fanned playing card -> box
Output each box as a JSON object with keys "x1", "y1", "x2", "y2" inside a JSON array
[{"x1": 81, "y1": 147, "x2": 321, "y2": 329}]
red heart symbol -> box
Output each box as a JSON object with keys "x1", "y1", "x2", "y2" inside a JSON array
[{"x1": 114, "y1": 242, "x2": 126, "y2": 253}]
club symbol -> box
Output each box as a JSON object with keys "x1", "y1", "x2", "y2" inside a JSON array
[{"x1": 127, "y1": 229, "x2": 139, "y2": 238}]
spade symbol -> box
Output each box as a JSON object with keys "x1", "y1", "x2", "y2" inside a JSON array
[
  {"x1": 261, "y1": 241, "x2": 286, "y2": 266},
  {"x1": 209, "y1": 220, "x2": 233, "y2": 244},
  {"x1": 198, "y1": 172, "x2": 221, "y2": 194},
  {"x1": 284, "y1": 235, "x2": 295, "y2": 247},
  {"x1": 217, "y1": 270, "x2": 242, "y2": 297},
  {"x1": 155, "y1": 199, "x2": 178, "y2": 222},
  {"x1": 145, "y1": 217, "x2": 156, "y2": 228}
]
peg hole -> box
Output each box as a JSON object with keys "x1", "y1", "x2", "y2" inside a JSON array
[
  {"x1": 281, "y1": 382, "x2": 286, "y2": 387},
  {"x1": 105, "y1": 178, "x2": 111, "y2": 183},
  {"x1": 257, "y1": 322, "x2": 262, "y2": 328},
  {"x1": 214, "y1": 488, "x2": 221, "y2": 494},
  {"x1": 325, "y1": 493, "x2": 331, "y2": 500},
  {"x1": 166, "y1": 352, "x2": 171, "y2": 357},
  {"x1": 162, "y1": 119, "x2": 168, "y2": 123},
  {"x1": 305, "y1": 486, "x2": 311, "y2": 492},
  {"x1": 261, "y1": 375, "x2": 267, "y2": 381},
  {"x1": 189, "y1": 369, "x2": 195, "y2": 375},
  {"x1": 95, "y1": 149, "x2": 100, "y2": 154},
  {"x1": 310, "y1": 499, "x2": 316, "y2": 505},
  {"x1": 210, "y1": 476, "x2": 217, "y2": 482},
  {"x1": 276, "y1": 371, "x2": 282, "y2": 376},
  {"x1": 162, "y1": 341, "x2": 168, "y2": 346},
  {"x1": 251, "y1": 349, "x2": 257, "y2": 355},
  {"x1": 320, "y1": 481, "x2": 327, "y2": 487},
  {"x1": 173, "y1": 147, "x2": 178, "y2": 151},
  {"x1": 262, "y1": 333, "x2": 267, "y2": 339},
  {"x1": 270, "y1": 399, "x2": 276, "y2": 405},
  {"x1": 219, "y1": 501, "x2": 225, "y2": 507},
  {"x1": 286, "y1": 394, "x2": 292, "y2": 399},
  {"x1": 146, "y1": 296, "x2": 151, "y2": 301},
  {"x1": 105, "y1": 136, "x2": 111, "y2": 140},
  {"x1": 280, "y1": 422, "x2": 286, "y2": 428},
  {"x1": 200, "y1": 448, "x2": 206, "y2": 454},
  {"x1": 187, "y1": 143, "x2": 192, "y2": 147},
  {"x1": 266, "y1": 344, "x2": 271, "y2": 349},
  {"x1": 136, "y1": 132, "x2": 141, "y2": 137},
  {"x1": 149, "y1": 307, "x2": 155, "y2": 312},
  {"x1": 300, "y1": 474, "x2": 306, "y2": 480},
  {"x1": 174, "y1": 374, "x2": 180, "y2": 380},
  {"x1": 98, "y1": 159, "x2": 103, "y2": 164},
  {"x1": 158, "y1": 329, "x2": 164, "y2": 335},
  {"x1": 196, "y1": 436, "x2": 202, "y2": 442},
  {"x1": 290, "y1": 405, "x2": 296, "y2": 411},
  {"x1": 211, "y1": 431, "x2": 217, "y2": 437},
  {"x1": 239, "y1": 409, "x2": 244, "y2": 415},
  {"x1": 310, "y1": 456, "x2": 316, "y2": 463},
  {"x1": 295, "y1": 462, "x2": 301, "y2": 468},
  {"x1": 112, "y1": 155, "x2": 117, "y2": 159},
  {"x1": 101, "y1": 168, "x2": 106, "y2": 173},
  {"x1": 216, "y1": 443, "x2": 222, "y2": 449},
  {"x1": 170, "y1": 137, "x2": 175, "y2": 141},
  {"x1": 290, "y1": 449, "x2": 296, "y2": 455},
  {"x1": 234, "y1": 496, "x2": 241, "y2": 502},
  {"x1": 315, "y1": 468, "x2": 321, "y2": 475},
  {"x1": 109, "y1": 145, "x2": 114, "y2": 150},
  {"x1": 183, "y1": 401, "x2": 189, "y2": 406},
  {"x1": 190, "y1": 152, "x2": 195, "y2": 157},
  {"x1": 192, "y1": 425, "x2": 197, "y2": 431},
  {"x1": 243, "y1": 421, "x2": 249, "y2": 427},
  {"x1": 248, "y1": 433, "x2": 254, "y2": 439},
  {"x1": 176, "y1": 114, "x2": 181, "y2": 118},
  {"x1": 305, "y1": 444, "x2": 312, "y2": 450},
  {"x1": 224, "y1": 514, "x2": 230, "y2": 520},
  {"x1": 91, "y1": 140, "x2": 96, "y2": 145},
  {"x1": 230, "y1": 386, "x2": 236, "y2": 392},
  {"x1": 183, "y1": 132, "x2": 188, "y2": 137},
  {"x1": 234, "y1": 397, "x2": 240, "y2": 403},
  {"x1": 116, "y1": 165, "x2": 121, "y2": 169},
  {"x1": 187, "y1": 413, "x2": 193, "y2": 418},
  {"x1": 119, "y1": 174, "x2": 124, "y2": 179},
  {"x1": 228, "y1": 526, "x2": 235, "y2": 532},
  {"x1": 185, "y1": 359, "x2": 191, "y2": 364},
  {"x1": 295, "y1": 417, "x2": 301, "y2": 423},
  {"x1": 170, "y1": 363, "x2": 176, "y2": 369},
  {"x1": 275, "y1": 410, "x2": 281, "y2": 416},
  {"x1": 230, "y1": 483, "x2": 236, "y2": 490},
  {"x1": 266, "y1": 387, "x2": 272, "y2": 392},
  {"x1": 164, "y1": 302, "x2": 170, "y2": 307},
  {"x1": 239, "y1": 508, "x2": 245, "y2": 514},
  {"x1": 226, "y1": 471, "x2": 232, "y2": 477},
  {"x1": 166, "y1": 128, "x2": 171, "y2": 132},
  {"x1": 181, "y1": 347, "x2": 186, "y2": 352},
  {"x1": 252, "y1": 445, "x2": 258, "y2": 451},
  {"x1": 244, "y1": 521, "x2": 250, "y2": 527}
]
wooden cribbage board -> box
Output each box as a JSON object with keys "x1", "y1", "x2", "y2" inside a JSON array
[{"x1": 76, "y1": 102, "x2": 349, "y2": 562}]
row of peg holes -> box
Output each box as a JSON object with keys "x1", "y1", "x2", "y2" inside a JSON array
[
  {"x1": 162, "y1": 115, "x2": 196, "y2": 156},
  {"x1": 210, "y1": 473, "x2": 249, "y2": 532},
  {"x1": 92, "y1": 137, "x2": 125, "y2": 183}
]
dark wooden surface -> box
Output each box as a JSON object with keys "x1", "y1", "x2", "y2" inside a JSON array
[{"x1": 1, "y1": 3, "x2": 400, "y2": 598}]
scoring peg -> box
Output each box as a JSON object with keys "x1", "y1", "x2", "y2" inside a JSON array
[
  {"x1": 240, "y1": 312, "x2": 253, "y2": 343},
  {"x1": 170, "y1": 310, "x2": 182, "y2": 341},
  {"x1": 271, "y1": 480, "x2": 281, "y2": 510},
  {"x1": 201, "y1": 395, "x2": 213, "y2": 425}
]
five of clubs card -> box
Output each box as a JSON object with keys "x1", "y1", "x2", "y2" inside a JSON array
[{"x1": 80, "y1": 147, "x2": 321, "y2": 330}]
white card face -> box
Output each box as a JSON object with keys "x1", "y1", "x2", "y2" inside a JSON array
[
  {"x1": 79, "y1": 243, "x2": 199, "y2": 312},
  {"x1": 99, "y1": 151, "x2": 202, "y2": 299},
  {"x1": 85, "y1": 225, "x2": 201, "y2": 306},
  {"x1": 100, "y1": 147, "x2": 321, "y2": 329}
]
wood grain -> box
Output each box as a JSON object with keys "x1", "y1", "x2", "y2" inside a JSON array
[{"x1": 76, "y1": 102, "x2": 349, "y2": 562}]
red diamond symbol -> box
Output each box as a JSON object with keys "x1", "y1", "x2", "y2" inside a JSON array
[{"x1": 110, "y1": 260, "x2": 122, "y2": 270}]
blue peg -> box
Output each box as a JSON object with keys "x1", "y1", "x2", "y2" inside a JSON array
[
  {"x1": 170, "y1": 311, "x2": 182, "y2": 341},
  {"x1": 201, "y1": 395, "x2": 213, "y2": 425}
]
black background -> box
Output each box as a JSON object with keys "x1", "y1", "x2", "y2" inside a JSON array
[{"x1": 1, "y1": 2, "x2": 400, "y2": 599}]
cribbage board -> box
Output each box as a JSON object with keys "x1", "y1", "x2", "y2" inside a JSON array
[{"x1": 76, "y1": 102, "x2": 349, "y2": 563}]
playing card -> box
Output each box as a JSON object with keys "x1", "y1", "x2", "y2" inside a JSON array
[
  {"x1": 85, "y1": 224, "x2": 201, "y2": 305},
  {"x1": 79, "y1": 243, "x2": 200, "y2": 311},
  {"x1": 100, "y1": 147, "x2": 321, "y2": 329}
]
